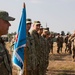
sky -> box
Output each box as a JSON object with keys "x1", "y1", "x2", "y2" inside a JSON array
[{"x1": 0, "y1": 0, "x2": 75, "y2": 34}]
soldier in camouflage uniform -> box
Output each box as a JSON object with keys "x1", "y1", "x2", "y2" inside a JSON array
[
  {"x1": 24, "y1": 19, "x2": 37, "y2": 75},
  {"x1": 69, "y1": 32, "x2": 75, "y2": 61},
  {"x1": 25, "y1": 18, "x2": 32, "y2": 75},
  {"x1": 41, "y1": 29, "x2": 50, "y2": 75},
  {"x1": 30, "y1": 21, "x2": 41, "y2": 75},
  {"x1": 48, "y1": 33, "x2": 54, "y2": 54},
  {"x1": 56, "y1": 33, "x2": 63, "y2": 53},
  {"x1": 38, "y1": 26, "x2": 47, "y2": 75},
  {"x1": 45, "y1": 30, "x2": 50, "y2": 70},
  {"x1": 65, "y1": 34, "x2": 72, "y2": 54},
  {"x1": 0, "y1": 11, "x2": 15, "y2": 75},
  {"x1": 65, "y1": 34, "x2": 69, "y2": 53}
]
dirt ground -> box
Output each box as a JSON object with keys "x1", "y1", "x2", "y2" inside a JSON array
[
  {"x1": 6, "y1": 42, "x2": 75, "y2": 75},
  {"x1": 46, "y1": 42, "x2": 75, "y2": 75}
]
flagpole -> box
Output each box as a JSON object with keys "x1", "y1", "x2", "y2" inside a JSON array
[
  {"x1": 23, "y1": 3, "x2": 27, "y2": 75},
  {"x1": 23, "y1": 2, "x2": 25, "y2": 8},
  {"x1": 24, "y1": 47, "x2": 27, "y2": 75}
]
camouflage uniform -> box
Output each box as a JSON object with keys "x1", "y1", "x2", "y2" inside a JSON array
[
  {"x1": 42, "y1": 34, "x2": 50, "y2": 75},
  {"x1": 24, "y1": 32, "x2": 37, "y2": 75},
  {"x1": 38, "y1": 27, "x2": 48, "y2": 75},
  {"x1": 0, "y1": 10, "x2": 15, "y2": 75},
  {"x1": 57, "y1": 35, "x2": 63, "y2": 53},
  {"x1": 25, "y1": 32, "x2": 32, "y2": 75},
  {"x1": 42, "y1": 37, "x2": 48, "y2": 75},
  {"x1": 48, "y1": 34, "x2": 54, "y2": 54},
  {"x1": 24, "y1": 18, "x2": 37, "y2": 75},
  {"x1": 30, "y1": 35, "x2": 37, "y2": 75},
  {"x1": 45, "y1": 37, "x2": 50, "y2": 71},
  {"x1": 70, "y1": 36, "x2": 75, "y2": 61},
  {"x1": 39, "y1": 35, "x2": 47, "y2": 75},
  {"x1": 30, "y1": 30, "x2": 40, "y2": 75},
  {"x1": 65, "y1": 35, "x2": 69, "y2": 53},
  {"x1": 0, "y1": 37, "x2": 12, "y2": 75}
]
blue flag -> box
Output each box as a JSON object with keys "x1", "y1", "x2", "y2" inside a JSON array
[{"x1": 12, "y1": 5, "x2": 26, "y2": 72}]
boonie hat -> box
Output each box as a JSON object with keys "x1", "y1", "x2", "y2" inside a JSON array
[
  {"x1": 0, "y1": 11, "x2": 15, "y2": 21},
  {"x1": 26, "y1": 18, "x2": 32, "y2": 24}
]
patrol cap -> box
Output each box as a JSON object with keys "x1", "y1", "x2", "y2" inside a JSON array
[
  {"x1": 34, "y1": 21, "x2": 41, "y2": 25},
  {"x1": 43, "y1": 29, "x2": 48, "y2": 33},
  {"x1": 0, "y1": 11, "x2": 15, "y2": 21},
  {"x1": 44, "y1": 27, "x2": 49, "y2": 31},
  {"x1": 43, "y1": 29, "x2": 48, "y2": 32},
  {"x1": 26, "y1": 18, "x2": 32, "y2": 24},
  {"x1": 43, "y1": 29, "x2": 50, "y2": 35}
]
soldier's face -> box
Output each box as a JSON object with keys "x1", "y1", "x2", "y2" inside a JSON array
[
  {"x1": 46, "y1": 34, "x2": 49, "y2": 38},
  {"x1": 38, "y1": 29, "x2": 43, "y2": 34},
  {"x1": 0, "y1": 19, "x2": 11, "y2": 36},
  {"x1": 40, "y1": 29, "x2": 43, "y2": 34},
  {"x1": 43, "y1": 32, "x2": 46, "y2": 36},
  {"x1": 26, "y1": 23, "x2": 31, "y2": 31},
  {"x1": 33, "y1": 24, "x2": 40, "y2": 31}
]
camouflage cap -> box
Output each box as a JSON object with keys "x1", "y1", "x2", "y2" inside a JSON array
[
  {"x1": 26, "y1": 18, "x2": 32, "y2": 24},
  {"x1": 34, "y1": 21, "x2": 41, "y2": 25},
  {"x1": 0, "y1": 11, "x2": 15, "y2": 21},
  {"x1": 44, "y1": 27, "x2": 49, "y2": 31},
  {"x1": 43, "y1": 29, "x2": 48, "y2": 32},
  {"x1": 43, "y1": 29, "x2": 50, "y2": 35}
]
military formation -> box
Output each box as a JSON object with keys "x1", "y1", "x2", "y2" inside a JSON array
[
  {"x1": 56, "y1": 32, "x2": 75, "y2": 62},
  {"x1": 0, "y1": 12, "x2": 74, "y2": 75},
  {"x1": 24, "y1": 18, "x2": 75, "y2": 75},
  {"x1": 7, "y1": 17, "x2": 75, "y2": 75},
  {"x1": 0, "y1": 5, "x2": 75, "y2": 75},
  {"x1": 24, "y1": 18, "x2": 51, "y2": 75}
]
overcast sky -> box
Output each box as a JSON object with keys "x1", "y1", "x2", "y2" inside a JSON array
[{"x1": 0, "y1": 0, "x2": 75, "y2": 34}]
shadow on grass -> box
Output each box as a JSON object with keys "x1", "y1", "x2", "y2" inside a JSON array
[
  {"x1": 49, "y1": 53, "x2": 71, "y2": 61},
  {"x1": 57, "y1": 72, "x2": 67, "y2": 75}
]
